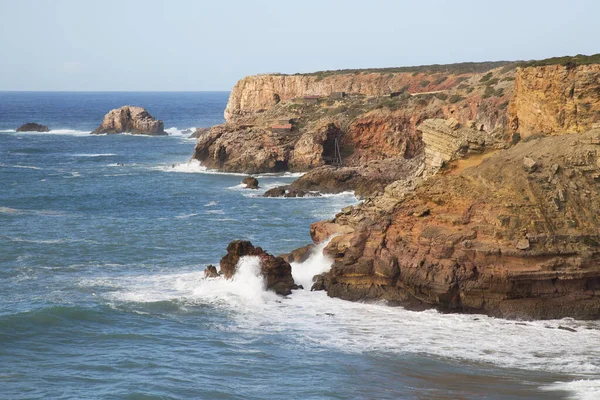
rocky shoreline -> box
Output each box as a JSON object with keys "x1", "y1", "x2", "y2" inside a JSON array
[{"x1": 196, "y1": 56, "x2": 600, "y2": 320}]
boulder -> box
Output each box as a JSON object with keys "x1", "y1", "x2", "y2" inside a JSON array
[
  {"x1": 242, "y1": 176, "x2": 259, "y2": 189},
  {"x1": 264, "y1": 187, "x2": 287, "y2": 197},
  {"x1": 16, "y1": 123, "x2": 49, "y2": 132},
  {"x1": 219, "y1": 240, "x2": 299, "y2": 295},
  {"x1": 278, "y1": 243, "x2": 315, "y2": 264},
  {"x1": 91, "y1": 106, "x2": 166, "y2": 135}
]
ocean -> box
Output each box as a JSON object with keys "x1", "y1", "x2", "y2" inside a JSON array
[{"x1": 1, "y1": 91, "x2": 599, "y2": 399}]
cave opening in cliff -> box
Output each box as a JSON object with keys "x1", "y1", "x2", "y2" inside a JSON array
[{"x1": 322, "y1": 124, "x2": 343, "y2": 166}]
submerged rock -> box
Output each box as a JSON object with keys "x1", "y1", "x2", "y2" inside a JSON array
[
  {"x1": 16, "y1": 122, "x2": 49, "y2": 132},
  {"x1": 91, "y1": 106, "x2": 166, "y2": 135},
  {"x1": 219, "y1": 240, "x2": 299, "y2": 295}
]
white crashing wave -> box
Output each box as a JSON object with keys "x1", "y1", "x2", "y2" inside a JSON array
[
  {"x1": 2, "y1": 129, "x2": 91, "y2": 136},
  {"x1": 72, "y1": 153, "x2": 117, "y2": 157},
  {"x1": 543, "y1": 379, "x2": 600, "y2": 400},
  {"x1": 0, "y1": 163, "x2": 42, "y2": 170},
  {"x1": 153, "y1": 159, "x2": 248, "y2": 176},
  {"x1": 165, "y1": 127, "x2": 196, "y2": 137},
  {"x1": 82, "y1": 244, "x2": 600, "y2": 398}
]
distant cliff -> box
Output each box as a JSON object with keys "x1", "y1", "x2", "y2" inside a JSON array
[
  {"x1": 196, "y1": 64, "x2": 513, "y2": 176},
  {"x1": 224, "y1": 62, "x2": 511, "y2": 121}
]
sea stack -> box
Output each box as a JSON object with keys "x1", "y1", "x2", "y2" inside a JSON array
[
  {"x1": 16, "y1": 122, "x2": 50, "y2": 132},
  {"x1": 91, "y1": 106, "x2": 166, "y2": 135}
]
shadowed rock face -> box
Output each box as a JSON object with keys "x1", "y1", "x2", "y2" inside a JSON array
[
  {"x1": 16, "y1": 123, "x2": 49, "y2": 132},
  {"x1": 91, "y1": 106, "x2": 166, "y2": 135},
  {"x1": 219, "y1": 240, "x2": 299, "y2": 295},
  {"x1": 311, "y1": 130, "x2": 600, "y2": 319}
]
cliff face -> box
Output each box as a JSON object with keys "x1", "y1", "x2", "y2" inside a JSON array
[
  {"x1": 508, "y1": 64, "x2": 600, "y2": 136},
  {"x1": 312, "y1": 129, "x2": 600, "y2": 319},
  {"x1": 194, "y1": 66, "x2": 513, "y2": 178},
  {"x1": 225, "y1": 71, "x2": 497, "y2": 121}
]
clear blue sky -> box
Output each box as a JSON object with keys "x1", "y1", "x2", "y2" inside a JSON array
[{"x1": 0, "y1": 0, "x2": 598, "y2": 91}]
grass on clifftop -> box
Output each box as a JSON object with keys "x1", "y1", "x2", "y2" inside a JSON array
[
  {"x1": 288, "y1": 61, "x2": 513, "y2": 79},
  {"x1": 518, "y1": 53, "x2": 600, "y2": 68}
]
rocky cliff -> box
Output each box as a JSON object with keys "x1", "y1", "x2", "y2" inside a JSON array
[
  {"x1": 509, "y1": 64, "x2": 600, "y2": 136},
  {"x1": 91, "y1": 106, "x2": 166, "y2": 135},
  {"x1": 197, "y1": 56, "x2": 600, "y2": 319},
  {"x1": 225, "y1": 63, "x2": 510, "y2": 121},
  {"x1": 193, "y1": 65, "x2": 513, "y2": 180},
  {"x1": 311, "y1": 129, "x2": 600, "y2": 319}
]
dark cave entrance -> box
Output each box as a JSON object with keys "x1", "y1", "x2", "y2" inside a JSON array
[{"x1": 322, "y1": 124, "x2": 343, "y2": 166}]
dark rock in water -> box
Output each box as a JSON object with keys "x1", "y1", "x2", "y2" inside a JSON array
[
  {"x1": 263, "y1": 185, "x2": 322, "y2": 198},
  {"x1": 557, "y1": 325, "x2": 577, "y2": 333},
  {"x1": 219, "y1": 240, "x2": 299, "y2": 295},
  {"x1": 16, "y1": 122, "x2": 49, "y2": 132},
  {"x1": 91, "y1": 105, "x2": 166, "y2": 135},
  {"x1": 204, "y1": 265, "x2": 219, "y2": 278},
  {"x1": 311, "y1": 274, "x2": 327, "y2": 291},
  {"x1": 279, "y1": 243, "x2": 315, "y2": 264},
  {"x1": 242, "y1": 176, "x2": 259, "y2": 189},
  {"x1": 264, "y1": 186, "x2": 288, "y2": 197}
]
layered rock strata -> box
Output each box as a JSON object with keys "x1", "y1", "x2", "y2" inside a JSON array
[
  {"x1": 509, "y1": 64, "x2": 600, "y2": 136},
  {"x1": 91, "y1": 106, "x2": 166, "y2": 135},
  {"x1": 311, "y1": 129, "x2": 600, "y2": 319}
]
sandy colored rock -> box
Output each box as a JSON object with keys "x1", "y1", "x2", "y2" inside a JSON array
[
  {"x1": 508, "y1": 64, "x2": 600, "y2": 136},
  {"x1": 91, "y1": 106, "x2": 166, "y2": 135},
  {"x1": 311, "y1": 130, "x2": 600, "y2": 319}
]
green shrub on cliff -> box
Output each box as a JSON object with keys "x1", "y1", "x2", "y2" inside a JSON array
[
  {"x1": 479, "y1": 72, "x2": 493, "y2": 83},
  {"x1": 449, "y1": 95, "x2": 464, "y2": 104},
  {"x1": 518, "y1": 53, "x2": 600, "y2": 68},
  {"x1": 420, "y1": 80, "x2": 431, "y2": 87}
]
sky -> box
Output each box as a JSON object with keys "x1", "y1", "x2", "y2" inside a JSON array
[{"x1": 0, "y1": 0, "x2": 598, "y2": 91}]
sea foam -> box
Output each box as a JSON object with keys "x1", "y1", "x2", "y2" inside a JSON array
[{"x1": 81, "y1": 244, "x2": 600, "y2": 398}]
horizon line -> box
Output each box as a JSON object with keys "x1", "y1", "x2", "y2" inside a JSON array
[{"x1": 0, "y1": 90, "x2": 232, "y2": 93}]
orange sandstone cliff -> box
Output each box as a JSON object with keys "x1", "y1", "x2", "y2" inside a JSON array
[
  {"x1": 509, "y1": 64, "x2": 600, "y2": 136},
  {"x1": 195, "y1": 56, "x2": 600, "y2": 319}
]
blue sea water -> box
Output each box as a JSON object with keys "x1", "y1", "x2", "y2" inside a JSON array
[{"x1": 1, "y1": 92, "x2": 600, "y2": 400}]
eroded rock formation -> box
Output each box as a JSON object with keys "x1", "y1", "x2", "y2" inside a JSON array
[
  {"x1": 219, "y1": 240, "x2": 299, "y2": 295},
  {"x1": 91, "y1": 106, "x2": 166, "y2": 135},
  {"x1": 311, "y1": 129, "x2": 600, "y2": 319},
  {"x1": 508, "y1": 64, "x2": 600, "y2": 136}
]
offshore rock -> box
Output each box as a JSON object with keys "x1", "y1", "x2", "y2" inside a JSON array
[
  {"x1": 16, "y1": 122, "x2": 49, "y2": 132},
  {"x1": 204, "y1": 265, "x2": 219, "y2": 278},
  {"x1": 91, "y1": 106, "x2": 166, "y2": 135},
  {"x1": 312, "y1": 129, "x2": 600, "y2": 320},
  {"x1": 242, "y1": 176, "x2": 259, "y2": 189},
  {"x1": 219, "y1": 240, "x2": 299, "y2": 295}
]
